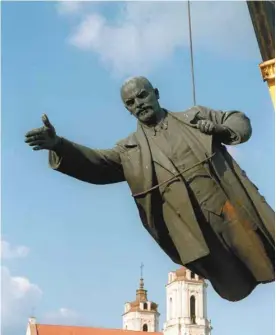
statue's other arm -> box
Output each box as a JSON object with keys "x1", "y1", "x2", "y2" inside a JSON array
[
  {"x1": 194, "y1": 105, "x2": 252, "y2": 145},
  {"x1": 49, "y1": 138, "x2": 125, "y2": 185}
]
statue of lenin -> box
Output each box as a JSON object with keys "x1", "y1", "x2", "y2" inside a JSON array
[{"x1": 25, "y1": 77, "x2": 275, "y2": 302}]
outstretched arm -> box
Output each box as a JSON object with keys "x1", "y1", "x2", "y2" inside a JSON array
[
  {"x1": 25, "y1": 114, "x2": 125, "y2": 185},
  {"x1": 49, "y1": 138, "x2": 125, "y2": 184},
  {"x1": 193, "y1": 105, "x2": 252, "y2": 145}
]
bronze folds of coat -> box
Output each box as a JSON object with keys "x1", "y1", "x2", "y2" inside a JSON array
[{"x1": 49, "y1": 106, "x2": 275, "y2": 301}]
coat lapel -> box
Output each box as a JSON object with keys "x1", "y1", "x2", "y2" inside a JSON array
[
  {"x1": 149, "y1": 141, "x2": 178, "y2": 175},
  {"x1": 169, "y1": 111, "x2": 213, "y2": 156},
  {"x1": 134, "y1": 125, "x2": 153, "y2": 194},
  {"x1": 132, "y1": 125, "x2": 156, "y2": 229}
]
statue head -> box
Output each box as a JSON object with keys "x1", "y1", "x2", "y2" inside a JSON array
[{"x1": 120, "y1": 76, "x2": 163, "y2": 125}]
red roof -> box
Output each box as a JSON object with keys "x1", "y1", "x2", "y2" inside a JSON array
[{"x1": 33, "y1": 324, "x2": 162, "y2": 335}]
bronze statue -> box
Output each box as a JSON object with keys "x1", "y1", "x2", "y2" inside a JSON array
[{"x1": 25, "y1": 77, "x2": 275, "y2": 301}]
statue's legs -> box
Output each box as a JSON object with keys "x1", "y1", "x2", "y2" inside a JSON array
[
  {"x1": 186, "y1": 199, "x2": 274, "y2": 301},
  {"x1": 221, "y1": 201, "x2": 274, "y2": 282},
  {"x1": 186, "y1": 208, "x2": 257, "y2": 302}
]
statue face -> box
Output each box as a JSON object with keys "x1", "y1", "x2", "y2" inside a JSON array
[{"x1": 121, "y1": 78, "x2": 161, "y2": 124}]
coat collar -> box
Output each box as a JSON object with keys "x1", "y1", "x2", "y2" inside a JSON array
[
  {"x1": 119, "y1": 108, "x2": 212, "y2": 155},
  {"x1": 119, "y1": 110, "x2": 187, "y2": 148}
]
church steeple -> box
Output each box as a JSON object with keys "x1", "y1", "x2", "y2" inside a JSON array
[
  {"x1": 135, "y1": 263, "x2": 148, "y2": 302},
  {"x1": 122, "y1": 264, "x2": 160, "y2": 332},
  {"x1": 163, "y1": 266, "x2": 212, "y2": 335}
]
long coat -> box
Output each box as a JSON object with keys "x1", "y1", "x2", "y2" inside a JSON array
[{"x1": 49, "y1": 105, "x2": 274, "y2": 279}]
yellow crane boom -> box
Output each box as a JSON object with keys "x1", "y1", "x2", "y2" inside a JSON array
[{"x1": 247, "y1": 1, "x2": 275, "y2": 107}]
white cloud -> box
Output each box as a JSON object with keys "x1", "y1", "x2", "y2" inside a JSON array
[
  {"x1": 1, "y1": 240, "x2": 29, "y2": 259},
  {"x1": 56, "y1": 0, "x2": 84, "y2": 16},
  {"x1": 61, "y1": 1, "x2": 256, "y2": 77},
  {"x1": 43, "y1": 307, "x2": 80, "y2": 325},
  {"x1": 68, "y1": 2, "x2": 188, "y2": 76},
  {"x1": 1, "y1": 266, "x2": 43, "y2": 332},
  {"x1": 2, "y1": 265, "x2": 80, "y2": 333},
  {"x1": 1, "y1": 240, "x2": 81, "y2": 333}
]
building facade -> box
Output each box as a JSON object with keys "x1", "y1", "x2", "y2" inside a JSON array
[
  {"x1": 122, "y1": 277, "x2": 160, "y2": 332},
  {"x1": 26, "y1": 267, "x2": 212, "y2": 335},
  {"x1": 163, "y1": 267, "x2": 211, "y2": 335}
]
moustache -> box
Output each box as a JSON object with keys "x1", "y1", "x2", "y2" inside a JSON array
[{"x1": 136, "y1": 106, "x2": 152, "y2": 115}]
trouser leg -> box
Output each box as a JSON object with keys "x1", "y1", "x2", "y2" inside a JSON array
[
  {"x1": 186, "y1": 207, "x2": 257, "y2": 302},
  {"x1": 221, "y1": 201, "x2": 275, "y2": 282}
]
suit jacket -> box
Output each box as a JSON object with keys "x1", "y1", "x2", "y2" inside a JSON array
[{"x1": 49, "y1": 105, "x2": 275, "y2": 273}]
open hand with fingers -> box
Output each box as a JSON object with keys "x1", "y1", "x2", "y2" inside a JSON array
[{"x1": 25, "y1": 114, "x2": 60, "y2": 151}]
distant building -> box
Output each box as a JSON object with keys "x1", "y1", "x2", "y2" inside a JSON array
[
  {"x1": 26, "y1": 267, "x2": 212, "y2": 335},
  {"x1": 123, "y1": 276, "x2": 160, "y2": 332},
  {"x1": 163, "y1": 267, "x2": 211, "y2": 335}
]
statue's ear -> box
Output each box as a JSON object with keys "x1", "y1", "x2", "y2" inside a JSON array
[{"x1": 154, "y1": 88, "x2": 160, "y2": 100}]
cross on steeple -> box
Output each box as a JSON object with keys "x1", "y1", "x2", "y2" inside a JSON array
[
  {"x1": 140, "y1": 262, "x2": 144, "y2": 279},
  {"x1": 139, "y1": 263, "x2": 145, "y2": 289}
]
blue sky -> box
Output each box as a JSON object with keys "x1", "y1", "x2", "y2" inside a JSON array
[{"x1": 1, "y1": 1, "x2": 275, "y2": 335}]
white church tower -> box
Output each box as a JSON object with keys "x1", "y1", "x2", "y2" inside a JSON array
[
  {"x1": 122, "y1": 266, "x2": 160, "y2": 332},
  {"x1": 163, "y1": 267, "x2": 212, "y2": 335}
]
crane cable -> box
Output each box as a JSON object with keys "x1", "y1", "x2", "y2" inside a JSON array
[{"x1": 187, "y1": 0, "x2": 197, "y2": 106}]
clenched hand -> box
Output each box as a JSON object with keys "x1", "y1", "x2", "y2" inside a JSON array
[
  {"x1": 25, "y1": 114, "x2": 60, "y2": 151},
  {"x1": 197, "y1": 120, "x2": 227, "y2": 136}
]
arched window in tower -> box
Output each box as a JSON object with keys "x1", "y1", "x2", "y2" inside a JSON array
[
  {"x1": 142, "y1": 324, "x2": 148, "y2": 332},
  {"x1": 191, "y1": 271, "x2": 195, "y2": 279},
  {"x1": 143, "y1": 302, "x2": 148, "y2": 310},
  {"x1": 190, "y1": 295, "x2": 196, "y2": 324},
  {"x1": 169, "y1": 297, "x2": 173, "y2": 319}
]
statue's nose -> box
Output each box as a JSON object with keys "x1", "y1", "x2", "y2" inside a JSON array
[{"x1": 136, "y1": 100, "x2": 144, "y2": 109}]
